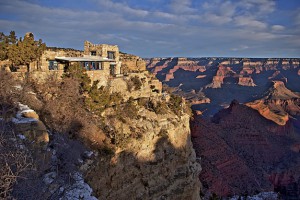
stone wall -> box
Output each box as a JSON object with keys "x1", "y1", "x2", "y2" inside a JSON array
[
  {"x1": 36, "y1": 48, "x2": 83, "y2": 71},
  {"x1": 86, "y1": 69, "x2": 110, "y2": 87},
  {"x1": 84, "y1": 41, "x2": 121, "y2": 75}
]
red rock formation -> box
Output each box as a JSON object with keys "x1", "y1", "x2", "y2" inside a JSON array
[
  {"x1": 147, "y1": 58, "x2": 171, "y2": 75},
  {"x1": 238, "y1": 76, "x2": 256, "y2": 86},
  {"x1": 268, "y1": 70, "x2": 281, "y2": 79},
  {"x1": 164, "y1": 58, "x2": 206, "y2": 81},
  {"x1": 247, "y1": 81, "x2": 300, "y2": 125},
  {"x1": 196, "y1": 75, "x2": 206, "y2": 79},
  {"x1": 191, "y1": 101, "x2": 299, "y2": 198},
  {"x1": 241, "y1": 61, "x2": 264, "y2": 75},
  {"x1": 173, "y1": 89, "x2": 210, "y2": 105},
  {"x1": 206, "y1": 65, "x2": 236, "y2": 88}
]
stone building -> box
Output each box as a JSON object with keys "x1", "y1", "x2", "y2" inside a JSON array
[
  {"x1": 31, "y1": 41, "x2": 123, "y2": 85},
  {"x1": 4, "y1": 40, "x2": 147, "y2": 86}
]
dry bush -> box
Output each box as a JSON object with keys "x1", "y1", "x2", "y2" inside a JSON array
[
  {"x1": 0, "y1": 127, "x2": 33, "y2": 199},
  {"x1": 39, "y1": 77, "x2": 84, "y2": 134},
  {"x1": 0, "y1": 71, "x2": 20, "y2": 121}
]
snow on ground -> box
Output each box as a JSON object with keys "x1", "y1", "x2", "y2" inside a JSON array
[
  {"x1": 12, "y1": 117, "x2": 38, "y2": 124},
  {"x1": 12, "y1": 103, "x2": 38, "y2": 124},
  {"x1": 60, "y1": 172, "x2": 97, "y2": 200},
  {"x1": 230, "y1": 192, "x2": 278, "y2": 200}
]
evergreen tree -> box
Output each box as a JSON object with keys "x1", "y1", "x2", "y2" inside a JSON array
[
  {"x1": 0, "y1": 31, "x2": 17, "y2": 60},
  {"x1": 7, "y1": 32, "x2": 46, "y2": 71}
]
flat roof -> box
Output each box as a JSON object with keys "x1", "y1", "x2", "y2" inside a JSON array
[{"x1": 55, "y1": 56, "x2": 115, "y2": 62}]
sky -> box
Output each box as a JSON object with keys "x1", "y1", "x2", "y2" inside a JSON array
[{"x1": 0, "y1": 0, "x2": 299, "y2": 58}]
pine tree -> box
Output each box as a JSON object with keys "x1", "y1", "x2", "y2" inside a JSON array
[
  {"x1": 0, "y1": 31, "x2": 18, "y2": 61},
  {"x1": 7, "y1": 32, "x2": 46, "y2": 71}
]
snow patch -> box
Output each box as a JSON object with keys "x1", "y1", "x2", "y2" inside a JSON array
[
  {"x1": 17, "y1": 134, "x2": 26, "y2": 140},
  {"x1": 17, "y1": 103, "x2": 35, "y2": 115},
  {"x1": 43, "y1": 172, "x2": 57, "y2": 185},
  {"x1": 12, "y1": 117, "x2": 38, "y2": 124},
  {"x1": 61, "y1": 172, "x2": 97, "y2": 200},
  {"x1": 230, "y1": 192, "x2": 278, "y2": 200},
  {"x1": 12, "y1": 103, "x2": 38, "y2": 124}
]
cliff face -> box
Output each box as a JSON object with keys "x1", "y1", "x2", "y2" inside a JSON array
[
  {"x1": 1, "y1": 57, "x2": 201, "y2": 199},
  {"x1": 247, "y1": 81, "x2": 300, "y2": 125},
  {"x1": 120, "y1": 52, "x2": 146, "y2": 72},
  {"x1": 146, "y1": 57, "x2": 206, "y2": 82},
  {"x1": 206, "y1": 65, "x2": 236, "y2": 88},
  {"x1": 238, "y1": 76, "x2": 256, "y2": 86},
  {"x1": 165, "y1": 58, "x2": 206, "y2": 82},
  {"x1": 191, "y1": 101, "x2": 299, "y2": 198},
  {"x1": 87, "y1": 111, "x2": 201, "y2": 200},
  {"x1": 87, "y1": 70, "x2": 201, "y2": 199}
]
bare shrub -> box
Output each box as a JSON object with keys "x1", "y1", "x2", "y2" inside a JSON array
[
  {"x1": 0, "y1": 71, "x2": 19, "y2": 121},
  {"x1": 0, "y1": 127, "x2": 33, "y2": 199}
]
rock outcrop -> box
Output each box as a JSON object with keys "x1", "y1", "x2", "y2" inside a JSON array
[
  {"x1": 165, "y1": 58, "x2": 206, "y2": 81},
  {"x1": 173, "y1": 89, "x2": 210, "y2": 105},
  {"x1": 238, "y1": 76, "x2": 256, "y2": 86},
  {"x1": 120, "y1": 52, "x2": 146, "y2": 72},
  {"x1": 247, "y1": 81, "x2": 300, "y2": 125},
  {"x1": 87, "y1": 104, "x2": 201, "y2": 200},
  {"x1": 206, "y1": 65, "x2": 236, "y2": 88},
  {"x1": 12, "y1": 103, "x2": 49, "y2": 143}
]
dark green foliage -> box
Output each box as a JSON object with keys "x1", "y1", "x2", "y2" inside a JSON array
[
  {"x1": 0, "y1": 31, "x2": 17, "y2": 61},
  {"x1": 116, "y1": 97, "x2": 138, "y2": 121},
  {"x1": 168, "y1": 94, "x2": 183, "y2": 116},
  {"x1": 137, "y1": 98, "x2": 168, "y2": 115},
  {"x1": 127, "y1": 76, "x2": 142, "y2": 91},
  {"x1": 62, "y1": 63, "x2": 123, "y2": 114},
  {"x1": 6, "y1": 32, "x2": 46, "y2": 71},
  {"x1": 63, "y1": 63, "x2": 91, "y2": 92},
  {"x1": 131, "y1": 76, "x2": 142, "y2": 90},
  {"x1": 209, "y1": 193, "x2": 221, "y2": 200},
  {"x1": 85, "y1": 82, "x2": 122, "y2": 114}
]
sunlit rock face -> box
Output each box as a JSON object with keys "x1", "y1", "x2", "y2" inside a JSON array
[
  {"x1": 86, "y1": 111, "x2": 201, "y2": 200},
  {"x1": 247, "y1": 81, "x2": 300, "y2": 126}
]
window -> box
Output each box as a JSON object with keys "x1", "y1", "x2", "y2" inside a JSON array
[
  {"x1": 108, "y1": 51, "x2": 115, "y2": 59},
  {"x1": 95, "y1": 62, "x2": 102, "y2": 70},
  {"x1": 49, "y1": 60, "x2": 58, "y2": 70},
  {"x1": 91, "y1": 51, "x2": 96, "y2": 56},
  {"x1": 85, "y1": 62, "x2": 90, "y2": 70}
]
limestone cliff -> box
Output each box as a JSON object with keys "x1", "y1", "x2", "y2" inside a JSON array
[
  {"x1": 120, "y1": 52, "x2": 146, "y2": 73},
  {"x1": 87, "y1": 109, "x2": 201, "y2": 200},
  {"x1": 1, "y1": 59, "x2": 201, "y2": 199},
  {"x1": 83, "y1": 71, "x2": 201, "y2": 199}
]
